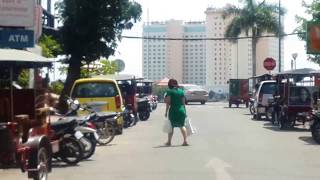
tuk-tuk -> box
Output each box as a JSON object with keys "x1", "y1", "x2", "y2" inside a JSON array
[
  {"x1": 272, "y1": 68, "x2": 317, "y2": 129},
  {"x1": 0, "y1": 49, "x2": 58, "y2": 180},
  {"x1": 228, "y1": 79, "x2": 250, "y2": 108}
]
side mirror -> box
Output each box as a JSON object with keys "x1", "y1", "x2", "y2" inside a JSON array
[{"x1": 70, "y1": 99, "x2": 80, "y2": 111}]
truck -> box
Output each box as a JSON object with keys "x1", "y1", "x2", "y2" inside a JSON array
[{"x1": 228, "y1": 79, "x2": 250, "y2": 108}]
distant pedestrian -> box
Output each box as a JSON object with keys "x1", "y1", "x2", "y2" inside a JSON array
[{"x1": 164, "y1": 79, "x2": 188, "y2": 146}]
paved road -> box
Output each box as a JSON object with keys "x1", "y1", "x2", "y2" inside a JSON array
[{"x1": 2, "y1": 102, "x2": 320, "y2": 180}]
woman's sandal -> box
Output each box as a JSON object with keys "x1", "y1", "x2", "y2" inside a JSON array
[{"x1": 182, "y1": 142, "x2": 189, "y2": 146}]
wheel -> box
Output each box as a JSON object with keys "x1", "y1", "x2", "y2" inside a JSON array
[
  {"x1": 265, "y1": 107, "x2": 273, "y2": 122},
  {"x1": 249, "y1": 103, "x2": 255, "y2": 115},
  {"x1": 229, "y1": 102, "x2": 232, "y2": 108},
  {"x1": 185, "y1": 100, "x2": 189, "y2": 105},
  {"x1": 30, "y1": 147, "x2": 49, "y2": 180},
  {"x1": 139, "y1": 111, "x2": 150, "y2": 121},
  {"x1": 254, "y1": 113, "x2": 261, "y2": 120},
  {"x1": 311, "y1": 122, "x2": 320, "y2": 144},
  {"x1": 236, "y1": 103, "x2": 239, "y2": 108},
  {"x1": 245, "y1": 102, "x2": 249, "y2": 108},
  {"x1": 59, "y1": 137, "x2": 83, "y2": 165},
  {"x1": 278, "y1": 115, "x2": 295, "y2": 130},
  {"x1": 96, "y1": 122, "x2": 116, "y2": 145},
  {"x1": 201, "y1": 101, "x2": 205, "y2": 105},
  {"x1": 80, "y1": 135, "x2": 96, "y2": 160}
]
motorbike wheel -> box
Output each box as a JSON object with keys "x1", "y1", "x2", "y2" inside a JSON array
[
  {"x1": 311, "y1": 122, "x2": 320, "y2": 144},
  {"x1": 31, "y1": 147, "x2": 49, "y2": 180},
  {"x1": 139, "y1": 111, "x2": 150, "y2": 121},
  {"x1": 278, "y1": 115, "x2": 295, "y2": 130},
  {"x1": 265, "y1": 107, "x2": 273, "y2": 122},
  {"x1": 96, "y1": 123, "x2": 116, "y2": 145},
  {"x1": 80, "y1": 135, "x2": 96, "y2": 160},
  {"x1": 59, "y1": 137, "x2": 83, "y2": 165},
  {"x1": 249, "y1": 103, "x2": 255, "y2": 115}
]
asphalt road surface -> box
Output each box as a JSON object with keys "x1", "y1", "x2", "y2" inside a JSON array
[{"x1": 2, "y1": 102, "x2": 320, "y2": 180}]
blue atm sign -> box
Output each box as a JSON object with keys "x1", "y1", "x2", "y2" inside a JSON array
[{"x1": 0, "y1": 29, "x2": 34, "y2": 48}]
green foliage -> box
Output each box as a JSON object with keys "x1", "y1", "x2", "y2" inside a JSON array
[
  {"x1": 17, "y1": 69, "x2": 29, "y2": 88},
  {"x1": 39, "y1": 35, "x2": 62, "y2": 58},
  {"x1": 49, "y1": 80, "x2": 64, "y2": 94},
  {"x1": 55, "y1": 0, "x2": 142, "y2": 64},
  {"x1": 296, "y1": 0, "x2": 320, "y2": 64},
  {"x1": 223, "y1": 0, "x2": 283, "y2": 39}
]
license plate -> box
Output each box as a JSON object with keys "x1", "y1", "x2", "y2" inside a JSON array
[
  {"x1": 74, "y1": 131, "x2": 84, "y2": 139},
  {"x1": 94, "y1": 132, "x2": 99, "y2": 140},
  {"x1": 258, "y1": 107, "x2": 265, "y2": 113}
]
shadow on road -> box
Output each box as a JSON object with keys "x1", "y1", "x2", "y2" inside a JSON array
[
  {"x1": 223, "y1": 107, "x2": 247, "y2": 109},
  {"x1": 298, "y1": 136, "x2": 318, "y2": 145},
  {"x1": 243, "y1": 113, "x2": 252, "y2": 116},
  {"x1": 263, "y1": 124, "x2": 310, "y2": 132},
  {"x1": 153, "y1": 145, "x2": 188, "y2": 148},
  {"x1": 51, "y1": 161, "x2": 81, "y2": 168}
]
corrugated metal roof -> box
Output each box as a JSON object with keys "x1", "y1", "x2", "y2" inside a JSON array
[{"x1": 0, "y1": 49, "x2": 52, "y2": 67}]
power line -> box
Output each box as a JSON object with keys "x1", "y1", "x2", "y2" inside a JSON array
[{"x1": 122, "y1": 32, "x2": 305, "y2": 41}]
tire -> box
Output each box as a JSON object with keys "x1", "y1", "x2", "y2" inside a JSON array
[
  {"x1": 201, "y1": 101, "x2": 205, "y2": 105},
  {"x1": 139, "y1": 111, "x2": 150, "y2": 121},
  {"x1": 96, "y1": 122, "x2": 116, "y2": 145},
  {"x1": 245, "y1": 102, "x2": 249, "y2": 108},
  {"x1": 59, "y1": 137, "x2": 83, "y2": 165},
  {"x1": 249, "y1": 103, "x2": 254, "y2": 115},
  {"x1": 266, "y1": 107, "x2": 273, "y2": 122},
  {"x1": 31, "y1": 147, "x2": 49, "y2": 180},
  {"x1": 255, "y1": 113, "x2": 261, "y2": 120},
  {"x1": 278, "y1": 115, "x2": 295, "y2": 130},
  {"x1": 236, "y1": 104, "x2": 239, "y2": 108},
  {"x1": 229, "y1": 102, "x2": 232, "y2": 108},
  {"x1": 80, "y1": 135, "x2": 96, "y2": 160},
  {"x1": 185, "y1": 101, "x2": 189, "y2": 105},
  {"x1": 311, "y1": 122, "x2": 320, "y2": 144}
]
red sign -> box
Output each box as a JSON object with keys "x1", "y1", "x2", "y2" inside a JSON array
[{"x1": 263, "y1": 58, "x2": 276, "y2": 71}]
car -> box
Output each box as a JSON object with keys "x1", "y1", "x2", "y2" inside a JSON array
[
  {"x1": 179, "y1": 84, "x2": 209, "y2": 105},
  {"x1": 253, "y1": 80, "x2": 277, "y2": 120},
  {"x1": 70, "y1": 78, "x2": 124, "y2": 134}
]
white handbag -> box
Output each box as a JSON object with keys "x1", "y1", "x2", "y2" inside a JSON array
[
  {"x1": 185, "y1": 118, "x2": 195, "y2": 136},
  {"x1": 162, "y1": 119, "x2": 173, "y2": 133}
]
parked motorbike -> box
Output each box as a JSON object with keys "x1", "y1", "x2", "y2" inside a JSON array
[
  {"x1": 309, "y1": 112, "x2": 320, "y2": 144},
  {"x1": 249, "y1": 98, "x2": 255, "y2": 115},
  {"x1": 123, "y1": 104, "x2": 136, "y2": 128},
  {"x1": 137, "y1": 97, "x2": 152, "y2": 121}
]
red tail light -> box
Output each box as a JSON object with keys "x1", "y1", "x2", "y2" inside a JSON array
[
  {"x1": 87, "y1": 122, "x2": 96, "y2": 129},
  {"x1": 115, "y1": 95, "x2": 121, "y2": 109}
]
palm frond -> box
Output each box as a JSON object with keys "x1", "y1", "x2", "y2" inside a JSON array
[{"x1": 222, "y1": 5, "x2": 241, "y2": 19}]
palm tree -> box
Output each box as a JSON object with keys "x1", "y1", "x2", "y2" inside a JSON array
[{"x1": 223, "y1": 0, "x2": 283, "y2": 76}]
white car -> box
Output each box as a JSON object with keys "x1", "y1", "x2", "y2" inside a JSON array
[
  {"x1": 180, "y1": 84, "x2": 209, "y2": 105},
  {"x1": 254, "y1": 80, "x2": 277, "y2": 120}
]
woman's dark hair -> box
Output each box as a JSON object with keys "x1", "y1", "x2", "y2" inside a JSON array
[{"x1": 168, "y1": 79, "x2": 178, "y2": 89}]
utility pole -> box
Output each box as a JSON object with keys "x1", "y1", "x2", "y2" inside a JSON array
[{"x1": 278, "y1": 0, "x2": 281, "y2": 72}]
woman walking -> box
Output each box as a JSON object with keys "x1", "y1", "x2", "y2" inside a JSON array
[{"x1": 165, "y1": 79, "x2": 188, "y2": 146}]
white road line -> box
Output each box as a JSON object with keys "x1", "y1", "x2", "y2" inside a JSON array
[{"x1": 206, "y1": 157, "x2": 234, "y2": 180}]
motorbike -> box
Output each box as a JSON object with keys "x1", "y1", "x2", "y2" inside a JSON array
[
  {"x1": 123, "y1": 104, "x2": 136, "y2": 128},
  {"x1": 137, "y1": 96, "x2": 152, "y2": 121},
  {"x1": 249, "y1": 98, "x2": 255, "y2": 115}
]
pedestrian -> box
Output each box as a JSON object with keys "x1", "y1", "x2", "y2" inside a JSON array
[{"x1": 164, "y1": 79, "x2": 188, "y2": 146}]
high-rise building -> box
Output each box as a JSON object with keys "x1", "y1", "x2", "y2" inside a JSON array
[
  {"x1": 142, "y1": 7, "x2": 284, "y2": 92},
  {"x1": 142, "y1": 20, "x2": 206, "y2": 85}
]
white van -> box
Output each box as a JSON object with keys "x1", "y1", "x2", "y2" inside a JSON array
[{"x1": 254, "y1": 80, "x2": 277, "y2": 119}]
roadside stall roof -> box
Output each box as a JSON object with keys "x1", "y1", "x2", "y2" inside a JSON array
[
  {"x1": 249, "y1": 73, "x2": 273, "y2": 79},
  {"x1": 94, "y1": 74, "x2": 144, "y2": 81},
  {"x1": 276, "y1": 68, "x2": 315, "y2": 76},
  {"x1": 0, "y1": 49, "x2": 52, "y2": 68}
]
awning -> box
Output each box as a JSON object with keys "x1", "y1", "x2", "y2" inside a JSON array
[
  {"x1": 94, "y1": 74, "x2": 144, "y2": 81},
  {"x1": 156, "y1": 77, "x2": 169, "y2": 86},
  {"x1": 0, "y1": 49, "x2": 52, "y2": 67},
  {"x1": 276, "y1": 68, "x2": 316, "y2": 76}
]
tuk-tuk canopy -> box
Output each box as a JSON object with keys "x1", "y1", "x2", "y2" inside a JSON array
[
  {"x1": 0, "y1": 49, "x2": 52, "y2": 68},
  {"x1": 276, "y1": 68, "x2": 315, "y2": 77},
  {"x1": 95, "y1": 74, "x2": 144, "y2": 81}
]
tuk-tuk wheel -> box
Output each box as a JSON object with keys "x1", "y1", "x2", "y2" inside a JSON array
[
  {"x1": 228, "y1": 102, "x2": 231, "y2": 108},
  {"x1": 278, "y1": 115, "x2": 295, "y2": 130},
  {"x1": 311, "y1": 122, "x2": 320, "y2": 144},
  {"x1": 29, "y1": 147, "x2": 49, "y2": 180}
]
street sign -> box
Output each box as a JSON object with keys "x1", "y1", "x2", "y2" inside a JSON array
[
  {"x1": 114, "y1": 59, "x2": 125, "y2": 72},
  {"x1": 263, "y1": 57, "x2": 276, "y2": 71},
  {"x1": 307, "y1": 22, "x2": 320, "y2": 54},
  {"x1": 0, "y1": 0, "x2": 35, "y2": 27},
  {"x1": 0, "y1": 29, "x2": 35, "y2": 48}
]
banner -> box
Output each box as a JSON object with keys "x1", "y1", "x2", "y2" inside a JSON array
[{"x1": 0, "y1": 0, "x2": 35, "y2": 27}]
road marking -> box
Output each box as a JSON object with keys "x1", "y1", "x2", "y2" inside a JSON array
[{"x1": 206, "y1": 157, "x2": 234, "y2": 180}]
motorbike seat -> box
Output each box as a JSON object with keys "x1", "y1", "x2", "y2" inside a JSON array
[
  {"x1": 50, "y1": 118, "x2": 77, "y2": 131},
  {"x1": 96, "y1": 112, "x2": 118, "y2": 119}
]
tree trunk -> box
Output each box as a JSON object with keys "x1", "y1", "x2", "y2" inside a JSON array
[
  {"x1": 252, "y1": 37, "x2": 257, "y2": 77},
  {"x1": 58, "y1": 57, "x2": 82, "y2": 113}
]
